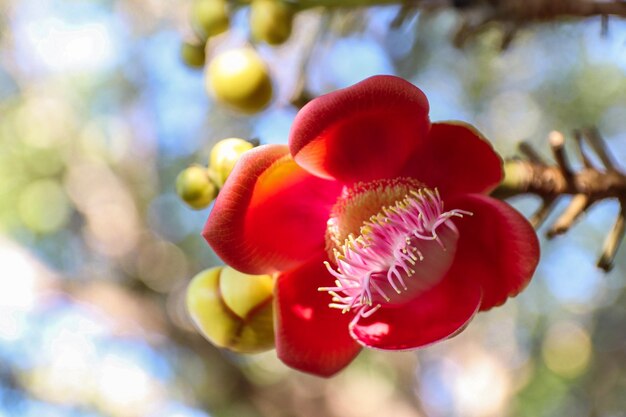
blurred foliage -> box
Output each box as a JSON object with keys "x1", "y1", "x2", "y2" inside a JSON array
[{"x1": 0, "y1": 0, "x2": 626, "y2": 417}]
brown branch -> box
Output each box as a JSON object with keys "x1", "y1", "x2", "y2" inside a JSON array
[
  {"x1": 495, "y1": 159, "x2": 626, "y2": 200},
  {"x1": 447, "y1": 0, "x2": 626, "y2": 48},
  {"x1": 493, "y1": 0, "x2": 626, "y2": 21},
  {"x1": 493, "y1": 129, "x2": 626, "y2": 271},
  {"x1": 294, "y1": 0, "x2": 626, "y2": 19}
]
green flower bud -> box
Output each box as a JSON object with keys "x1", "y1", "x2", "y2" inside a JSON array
[
  {"x1": 206, "y1": 48, "x2": 273, "y2": 114},
  {"x1": 250, "y1": 0, "x2": 295, "y2": 46},
  {"x1": 191, "y1": 0, "x2": 230, "y2": 40},
  {"x1": 208, "y1": 138, "x2": 255, "y2": 188},
  {"x1": 176, "y1": 165, "x2": 219, "y2": 209},
  {"x1": 186, "y1": 266, "x2": 275, "y2": 353},
  {"x1": 180, "y1": 40, "x2": 207, "y2": 69}
]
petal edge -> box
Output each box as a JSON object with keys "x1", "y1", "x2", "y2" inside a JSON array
[
  {"x1": 448, "y1": 194, "x2": 540, "y2": 311},
  {"x1": 350, "y1": 273, "x2": 482, "y2": 350},
  {"x1": 402, "y1": 121, "x2": 503, "y2": 197},
  {"x1": 289, "y1": 75, "x2": 430, "y2": 183},
  {"x1": 275, "y1": 256, "x2": 361, "y2": 377},
  {"x1": 203, "y1": 145, "x2": 342, "y2": 274}
]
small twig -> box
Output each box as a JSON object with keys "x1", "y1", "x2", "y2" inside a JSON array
[
  {"x1": 289, "y1": 12, "x2": 332, "y2": 108},
  {"x1": 601, "y1": 14, "x2": 610, "y2": 36},
  {"x1": 391, "y1": 4, "x2": 415, "y2": 28},
  {"x1": 530, "y1": 196, "x2": 557, "y2": 229},
  {"x1": 499, "y1": 21, "x2": 519, "y2": 50},
  {"x1": 518, "y1": 141, "x2": 547, "y2": 165},
  {"x1": 574, "y1": 129, "x2": 594, "y2": 169},
  {"x1": 598, "y1": 207, "x2": 626, "y2": 272},
  {"x1": 547, "y1": 194, "x2": 590, "y2": 238},
  {"x1": 549, "y1": 131, "x2": 574, "y2": 181},
  {"x1": 582, "y1": 127, "x2": 617, "y2": 171},
  {"x1": 452, "y1": 13, "x2": 495, "y2": 48}
]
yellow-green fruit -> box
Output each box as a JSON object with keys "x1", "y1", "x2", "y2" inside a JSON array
[
  {"x1": 186, "y1": 266, "x2": 275, "y2": 353},
  {"x1": 206, "y1": 48, "x2": 272, "y2": 114},
  {"x1": 191, "y1": 0, "x2": 230, "y2": 40},
  {"x1": 181, "y1": 41, "x2": 206, "y2": 68},
  {"x1": 208, "y1": 138, "x2": 254, "y2": 187},
  {"x1": 250, "y1": 0, "x2": 295, "y2": 45},
  {"x1": 176, "y1": 165, "x2": 219, "y2": 209}
]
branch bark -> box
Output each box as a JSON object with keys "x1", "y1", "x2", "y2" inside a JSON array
[
  {"x1": 493, "y1": 160, "x2": 626, "y2": 201},
  {"x1": 292, "y1": 0, "x2": 626, "y2": 20},
  {"x1": 492, "y1": 130, "x2": 626, "y2": 271}
]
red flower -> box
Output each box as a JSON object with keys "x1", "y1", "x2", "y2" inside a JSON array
[{"x1": 203, "y1": 75, "x2": 539, "y2": 377}]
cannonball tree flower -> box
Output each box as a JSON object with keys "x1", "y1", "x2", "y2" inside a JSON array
[{"x1": 203, "y1": 75, "x2": 539, "y2": 377}]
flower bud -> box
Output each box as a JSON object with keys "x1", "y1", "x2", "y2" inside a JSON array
[
  {"x1": 190, "y1": 0, "x2": 230, "y2": 40},
  {"x1": 180, "y1": 40, "x2": 206, "y2": 69},
  {"x1": 176, "y1": 165, "x2": 219, "y2": 209},
  {"x1": 250, "y1": 0, "x2": 295, "y2": 46},
  {"x1": 206, "y1": 48, "x2": 272, "y2": 114},
  {"x1": 186, "y1": 266, "x2": 275, "y2": 353},
  {"x1": 208, "y1": 138, "x2": 255, "y2": 188}
]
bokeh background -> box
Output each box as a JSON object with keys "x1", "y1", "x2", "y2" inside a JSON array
[{"x1": 1, "y1": 1, "x2": 626, "y2": 416}]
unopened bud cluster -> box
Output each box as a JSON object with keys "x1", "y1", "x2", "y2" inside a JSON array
[
  {"x1": 176, "y1": 138, "x2": 255, "y2": 209},
  {"x1": 181, "y1": 0, "x2": 297, "y2": 113},
  {"x1": 186, "y1": 266, "x2": 275, "y2": 353}
]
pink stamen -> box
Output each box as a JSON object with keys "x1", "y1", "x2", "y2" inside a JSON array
[{"x1": 319, "y1": 188, "x2": 472, "y2": 318}]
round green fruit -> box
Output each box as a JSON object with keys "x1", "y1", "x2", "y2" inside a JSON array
[
  {"x1": 206, "y1": 48, "x2": 273, "y2": 114},
  {"x1": 208, "y1": 138, "x2": 255, "y2": 187},
  {"x1": 250, "y1": 0, "x2": 295, "y2": 45},
  {"x1": 190, "y1": 0, "x2": 230, "y2": 40},
  {"x1": 176, "y1": 165, "x2": 218, "y2": 209},
  {"x1": 180, "y1": 40, "x2": 206, "y2": 68}
]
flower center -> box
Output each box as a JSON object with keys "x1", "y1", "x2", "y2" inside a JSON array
[{"x1": 320, "y1": 178, "x2": 472, "y2": 318}]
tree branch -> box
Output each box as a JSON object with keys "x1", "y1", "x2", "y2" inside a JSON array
[
  {"x1": 493, "y1": 129, "x2": 626, "y2": 271},
  {"x1": 291, "y1": 0, "x2": 626, "y2": 20}
]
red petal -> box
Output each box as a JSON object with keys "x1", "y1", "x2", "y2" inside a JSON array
[
  {"x1": 275, "y1": 256, "x2": 361, "y2": 377},
  {"x1": 203, "y1": 145, "x2": 342, "y2": 275},
  {"x1": 289, "y1": 75, "x2": 430, "y2": 183},
  {"x1": 448, "y1": 194, "x2": 539, "y2": 311},
  {"x1": 350, "y1": 272, "x2": 482, "y2": 350},
  {"x1": 402, "y1": 122, "x2": 503, "y2": 197}
]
